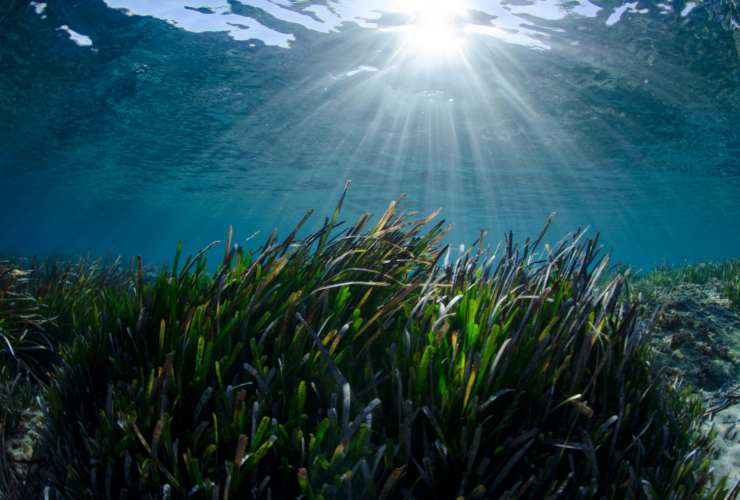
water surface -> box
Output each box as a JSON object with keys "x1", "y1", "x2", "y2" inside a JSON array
[{"x1": 1, "y1": 0, "x2": 739, "y2": 270}]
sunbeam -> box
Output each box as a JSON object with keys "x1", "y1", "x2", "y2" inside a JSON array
[{"x1": 398, "y1": 0, "x2": 467, "y2": 56}]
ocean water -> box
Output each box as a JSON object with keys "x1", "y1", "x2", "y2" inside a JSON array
[{"x1": 0, "y1": 0, "x2": 738, "y2": 272}]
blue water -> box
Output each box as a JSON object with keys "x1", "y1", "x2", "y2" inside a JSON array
[{"x1": 1, "y1": 0, "x2": 739, "y2": 272}]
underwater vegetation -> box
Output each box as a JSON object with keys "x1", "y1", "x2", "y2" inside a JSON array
[
  {"x1": 0, "y1": 195, "x2": 735, "y2": 499},
  {"x1": 631, "y1": 260, "x2": 740, "y2": 310},
  {"x1": 630, "y1": 259, "x2": 740, "y2": 485},
  {"x1": 0, "y1": 261, "x2": 49, "y2": 499},
  {"x1": 0, "y1": 262, "x2": 52, "y2": 380},
  {"x1": 636, "y1": 259, "x2": 740, "y2": 390}
]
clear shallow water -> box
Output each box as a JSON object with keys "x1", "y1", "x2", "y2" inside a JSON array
[{"x1": 0, "y1": 0, "x2": 738, "y2": 271}]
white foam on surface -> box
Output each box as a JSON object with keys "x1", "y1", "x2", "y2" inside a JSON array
[
  {"x1": 329, "y1": 65, "x2": 379, "y2": 81},
  {"x1": 344, "y1": 65, "x2": 378, "y2": 77},
  {"x1": 100, "y1": 0, "x2": 609, "y2": 51},
  {"x1": 58, "y1": 25, "x2": 94, "y2": 47},
  {"x1": 102, "y1": 0, "x2": 295, "y2": 47},
  {"x1": 681, "y1": 2, "x2": 698, "y2": 17},
  {"x1": 30, "y1": 1, "x2": 47, "y2": 15},
  {"x1": 606, "y1": 2, "x2": 648, "y2": 27}
]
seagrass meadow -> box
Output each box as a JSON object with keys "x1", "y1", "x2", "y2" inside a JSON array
[
  {"x1": 3, "y1": 0, "x2": 740, "y2": 497},
  {"x1": 0, "y1": 194, "x2": 734, "y2": 499}
]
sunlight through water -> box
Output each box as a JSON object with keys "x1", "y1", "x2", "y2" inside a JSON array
[
  {"x1": 393, "y1": 0, "x2": 467, "y2": 56},
  {"x1": 1, "y1": 0, "x2": 738, "y2": 270}
]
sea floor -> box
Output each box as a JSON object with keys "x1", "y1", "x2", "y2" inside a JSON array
[
  {"x1": 645, "y1": 277, "x2": 740, "y2": 486},
  {"x1": 710, "y1": 394, "x2": 740, "y2": 486}
]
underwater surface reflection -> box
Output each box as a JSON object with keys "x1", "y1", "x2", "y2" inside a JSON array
[{"x1": 0, "y1": 0, "x2": 738, "y2": 270}]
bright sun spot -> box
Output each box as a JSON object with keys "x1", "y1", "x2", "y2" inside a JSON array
[{"x1": 398, "y1": 0, "x2": 467, "y2": 56}]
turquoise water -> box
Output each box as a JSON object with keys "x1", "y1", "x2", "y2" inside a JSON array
[{"x1": 1, "y1": 0, "x2": 738, "y2": 271}]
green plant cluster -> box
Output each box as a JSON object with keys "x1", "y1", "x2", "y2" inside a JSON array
[
  {"x1": 30, "y1": 196, "x2": 727, "y2": 499},
  {"x1": 0, "y1": 262, "x2": 50, "y2": 499},
  {"x1": 631, "y1": 260, "x2": 740, "y2": 308},
  {"x1": 0, "y1": 262, "x2": 53, "y2": 381},
  {"x1": 1, "y1": 257, "x2": 133, "y2": 381},
  {"x1": 724, "y1": 275, "x2": 740, "y2": 310}
]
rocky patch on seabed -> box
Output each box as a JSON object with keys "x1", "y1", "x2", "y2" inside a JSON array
[
  {"x1": 644, "y1": 278, "x2": 740, "y2": 487},
  {"x1": 0, "y1": 404, "x2": 44, "y2": 500}
]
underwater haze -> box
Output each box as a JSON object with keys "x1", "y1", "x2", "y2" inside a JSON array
[{"x1": 0, "y1": 0, "x2": 739, "y2": 271}]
